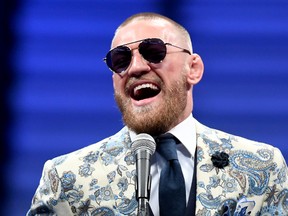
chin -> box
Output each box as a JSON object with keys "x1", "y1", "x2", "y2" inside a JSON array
[{"x1": 123, "y1": 108, "x2": 172, "y2": 136}]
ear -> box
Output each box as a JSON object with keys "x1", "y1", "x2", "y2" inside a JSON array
[{"x1": 187, "y1": 53, "x2": 204, "y2": 85}]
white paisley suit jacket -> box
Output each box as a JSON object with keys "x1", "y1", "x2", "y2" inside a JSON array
[{"x1": 27, "y1": 120, "x2": 288, "y2": 216}]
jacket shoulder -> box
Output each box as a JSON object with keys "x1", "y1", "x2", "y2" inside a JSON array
[
  {"x1": 195, "y1": 120, "x2": 277, "y2": 152},
  {"x1": 51, "y1": 126, "x2": 131, "y2": 168}
]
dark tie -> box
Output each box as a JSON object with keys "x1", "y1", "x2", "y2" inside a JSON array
[{"x1": 156, "y1": 134, "x2": 186, "y2": 216}]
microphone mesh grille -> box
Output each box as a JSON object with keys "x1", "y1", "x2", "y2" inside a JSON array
[{"x1": 131, "y1": 133, "x2": 156, "y2": 155}]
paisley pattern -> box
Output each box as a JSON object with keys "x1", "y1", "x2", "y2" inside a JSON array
[
  {"x1": 195, "y1": 123, "x2": 288, "y2": 216},
  {"x1": 27, "y1": 120, "x2": 288, "y2": 216}
]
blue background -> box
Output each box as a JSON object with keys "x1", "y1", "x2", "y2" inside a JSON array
[{"x1": 1, "y1": 0, "x2": 288, "y2": 215}]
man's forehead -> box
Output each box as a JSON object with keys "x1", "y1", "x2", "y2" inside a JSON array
[{"x1": 112, "y1": 20, "x2": 177, "y2": 47}]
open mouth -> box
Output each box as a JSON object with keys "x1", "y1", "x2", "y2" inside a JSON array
[{"x1": 130, "y1": 83, "x2": 161, "y2": 101}]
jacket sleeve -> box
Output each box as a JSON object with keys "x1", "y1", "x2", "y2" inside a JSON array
[
  {"x1": 259, "y1": 147, "x2": 288, "y2": 215},
  {"x1": 26, "y1": 160, "x2": 62, "y2": 216}
]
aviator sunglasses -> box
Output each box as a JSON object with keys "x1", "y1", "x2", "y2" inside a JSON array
[{"x1": 104, "y1": 38, "x2": 191, "y2": 74}]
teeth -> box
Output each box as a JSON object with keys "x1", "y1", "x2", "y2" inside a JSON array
[{"x1": 134, "y1": 83, "x2": 159, "y2": 93}]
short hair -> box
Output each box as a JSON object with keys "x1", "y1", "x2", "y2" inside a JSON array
[{"x1": 114, "y1": 12, "x2": 193, "y2": 52}]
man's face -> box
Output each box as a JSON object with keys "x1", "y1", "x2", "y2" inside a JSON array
[{"x1": 111, "y1": 20, "x2": 193, "y2": 136}]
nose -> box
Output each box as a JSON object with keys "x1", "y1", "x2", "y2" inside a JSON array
[{"x1": 127, "y1": 50, "x2": 151, "y2": 77}]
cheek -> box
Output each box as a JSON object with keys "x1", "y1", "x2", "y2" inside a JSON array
[
  {"x1": 112, "y1": 75, "x2": 125, "y2": 93},
  {"x1": 162, "y1": 57, "x2": 186, "y2": 73},
  {"x1": 162, "y1": 62, "x2": 187, "y2": 82},
  {"x1": 112, "y1": 75, "x2": 117, "y2": 89}
]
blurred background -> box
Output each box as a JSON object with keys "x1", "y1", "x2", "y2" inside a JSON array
[{"x1": 1, "y1": 0, "x2": 288, "y2": 215}]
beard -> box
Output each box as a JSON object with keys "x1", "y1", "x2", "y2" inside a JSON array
[{"x1": 114, "y1": 73, "x2": 188, "y2": 136}]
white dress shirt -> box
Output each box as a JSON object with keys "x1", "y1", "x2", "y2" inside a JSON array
[{"x1": 129, "y1": 114, "x2": 197, "y2": 216}]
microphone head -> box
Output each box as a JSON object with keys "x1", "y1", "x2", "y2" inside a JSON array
[{"x1": 131, "y1": 133, "x2": 156, "y2": 155}]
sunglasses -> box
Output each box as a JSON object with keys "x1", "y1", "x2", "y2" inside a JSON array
[{"x1": 104, "y1": 38, "x2": 191, "y2": 74}]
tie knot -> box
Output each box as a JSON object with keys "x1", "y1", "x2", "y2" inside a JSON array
[{"x1": 156, "y1": 133, "x2": 178, "y2": 161}]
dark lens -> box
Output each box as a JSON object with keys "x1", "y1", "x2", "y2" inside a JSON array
[
  {"x1": 139, "y1": 38, "x2": 166, "y2": 63},
  {"x1": 105, "y1": 46, "x2": 131, "y2": 73}
]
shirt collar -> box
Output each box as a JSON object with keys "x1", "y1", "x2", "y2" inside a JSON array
[{"x1": 168, "y1": 114, "x2": 196, "y2": 156}]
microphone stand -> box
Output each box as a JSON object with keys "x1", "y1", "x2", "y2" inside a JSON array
[{"x1": 137, "y1": 198, "x2": 151, "y2": 216}]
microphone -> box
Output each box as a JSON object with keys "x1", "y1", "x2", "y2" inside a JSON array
[{"x1": 131, "y1": 133, "x2": 156, "y2": 216}]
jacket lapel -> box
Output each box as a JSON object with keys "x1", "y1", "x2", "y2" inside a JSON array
[
  {"x1": 96, "y1": 127, "x2": 139, "y2": 215},
  {"x1": 193, "y1": 120, "x2": 249, "y2": 215},
  {"x1": 194, "y1": 121, "x2": 231, "y2": 215}
]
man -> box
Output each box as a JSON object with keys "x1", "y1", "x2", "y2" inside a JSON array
[{"x1": 27, "y1": 12, "x2": 288, "y2": 216}]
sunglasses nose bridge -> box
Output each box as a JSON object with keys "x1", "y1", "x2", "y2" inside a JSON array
[
  {"x1": 130, "y1": 47, "x2": 146, "y2": 63},
  {"x1": 127, "y1": 48, "x2": 151, "y2": 75}
]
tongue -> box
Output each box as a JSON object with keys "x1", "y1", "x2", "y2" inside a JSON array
[{"x1": 133, "y1": 87, "x2": 159, "y2": 101}]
